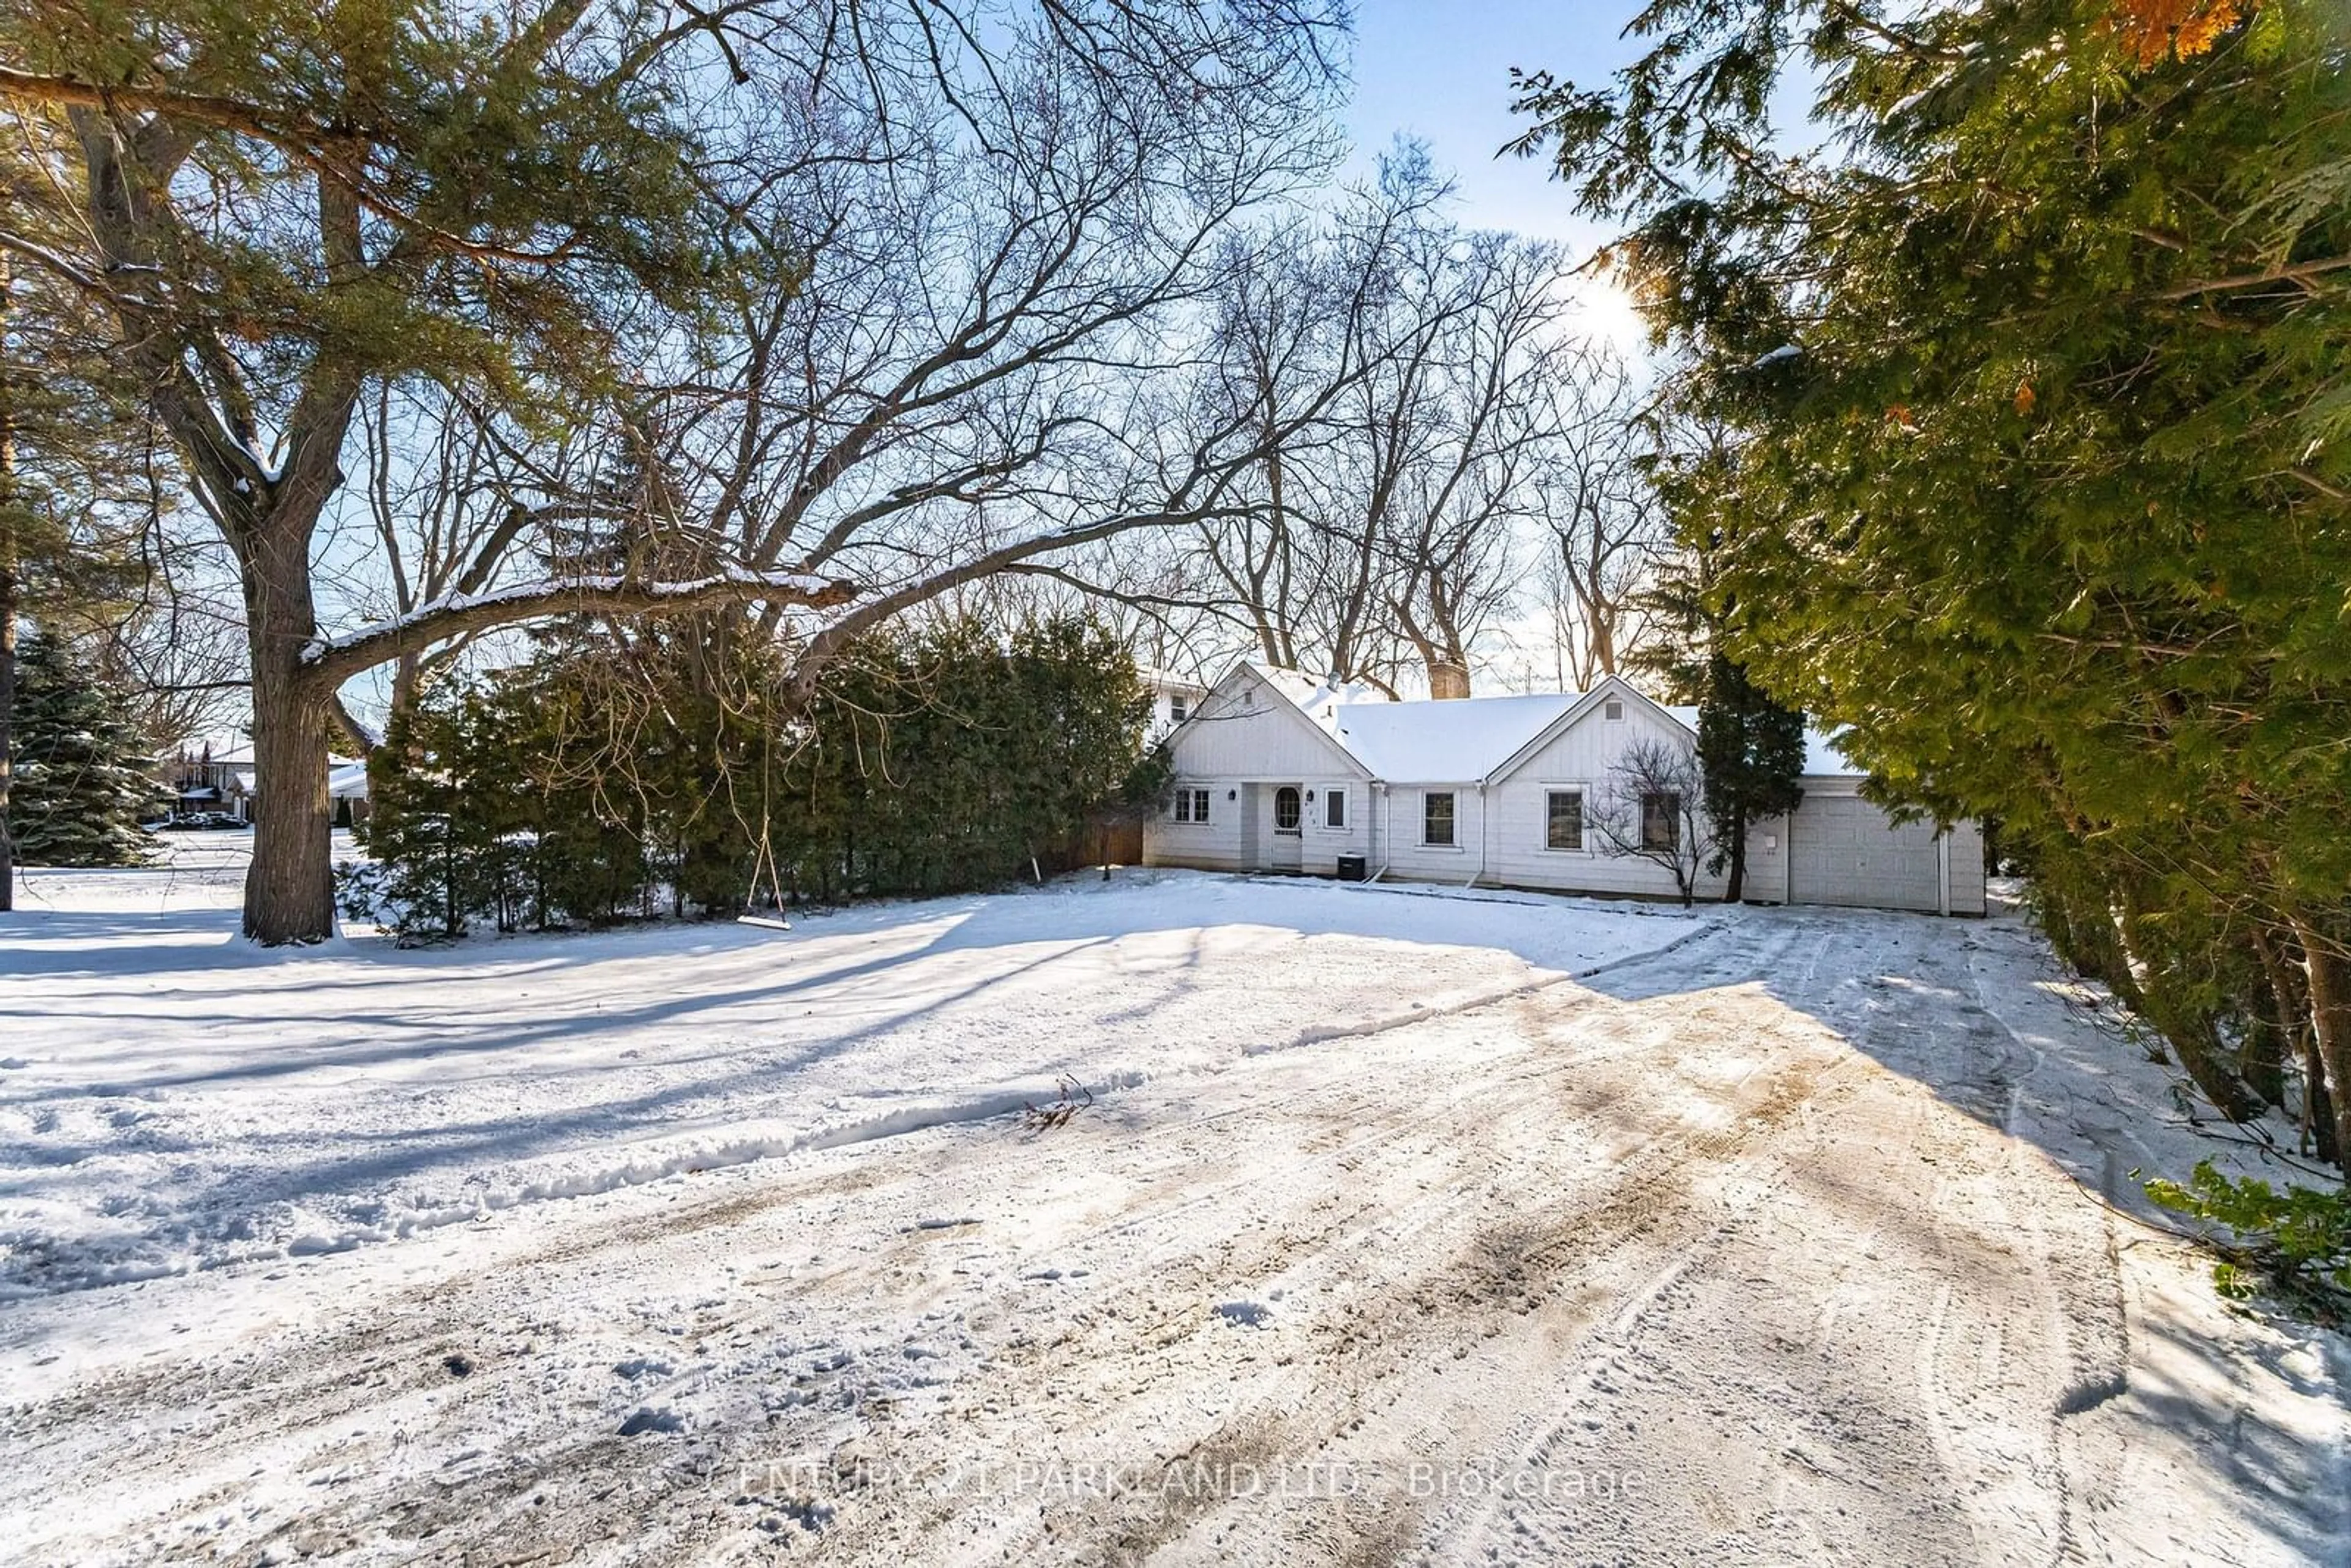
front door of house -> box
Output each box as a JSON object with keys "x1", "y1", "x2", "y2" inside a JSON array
[{"x1": 1269, "y1": 784, "x2": 1304, "y2": 872}]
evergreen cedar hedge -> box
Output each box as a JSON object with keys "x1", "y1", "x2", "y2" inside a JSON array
[
  {"x1": 1512, "y1": 0, "x2": 2351, "y2": 1264},
  {"x1": 351, "y1": 615, "x2": 1166, "y2": 940}
]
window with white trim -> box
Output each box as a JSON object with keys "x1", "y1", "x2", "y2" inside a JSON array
[
  {"x1": 1604, "y1": 699, "x2": 1624, "y2": 721},
  {"x1": 1641, "y1": 791, "x2": 1681, "y2": 850},
  {"x1": 1545, "y1": 790, "x2": 1584, "y2": 852},
  {"x1": 1273, "y1": 786, "x2": 1302, "y2": 834},
  {"x1": 1172, "y1": 787, "x2": 1212, "y2": 824},
  {"x1": 1169, "y1": 695, "x2": 1188, "y2": 723},
  {"x1": 1324, "y1": 787, "x2": 1347, "y2": 830},
  {"x1": 1423, "y1": 791, "x2": 1456, "y2": 847}
]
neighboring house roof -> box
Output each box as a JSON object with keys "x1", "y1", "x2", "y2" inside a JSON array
[
  {"x1": 327, "y1": 762, "x2": 370, "y2": 801},
  {"x1": 1214, "y1": 660, "x2": 1867, "y2": 786},
  {"x1": 187, "y1": 741, "x2": 255, "y2": 767}
]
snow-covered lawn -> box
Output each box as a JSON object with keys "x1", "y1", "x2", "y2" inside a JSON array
[
  {"x1": 0, "y1": 840, "x2": 2344, "y2": 1565},
  {"x1": 0, "y1": 841, "x2": 1701, "y2": 1296}
]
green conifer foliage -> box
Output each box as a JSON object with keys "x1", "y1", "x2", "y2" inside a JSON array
[
  {"x1": 1516, "y1": 0, "x2": 2351, "y2": 1157},
  {"x1": 6, "y1": 632, "x2": 154, "y2": 868},
  {"x1": 360, "y1": 614, "x2": 1150, "y2": 939},
  {"x1": 1695, "y1": 653, "x2": 1806, "y2": 904}
]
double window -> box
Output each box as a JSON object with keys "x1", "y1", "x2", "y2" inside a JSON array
[
  {"x1": 1423, "y1": 791, "x2": 1456, "y2": 847},
  {"x1": 1641, "y1": 792, "x2": 1682, "y2": 850},
  {"x1": 1545, "y1": 790, "x2": 1584, "y2": 852},
  {"x1": 1169, "y1": 695, "x2": 1189, "y2": 723},
  {"x1": 1172, "y1": 787, "x2": 1212, "y2": 824}
]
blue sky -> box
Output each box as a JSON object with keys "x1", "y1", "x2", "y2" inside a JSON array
[
  {"x1": 1342, "y1": 2, "x2": 1660, "y2": 352},
  {"x1": 1343, "y1": 0, "x2": 1651, "y2": 255}
]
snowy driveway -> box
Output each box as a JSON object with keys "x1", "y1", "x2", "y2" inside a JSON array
[{"x1": 1, "y1": 853, "x2": 2344, "y2": 1565}]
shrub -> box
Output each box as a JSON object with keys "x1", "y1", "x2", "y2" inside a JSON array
[{"x1": 2147, "y1": 1161, "x2": 2351, "y2": 1322}]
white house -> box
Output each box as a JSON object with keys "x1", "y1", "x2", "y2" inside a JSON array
[
  {"x1": 1142, "y1": 661, "x2": 1986, "y2": 916},
  {"x1": 1140, "y1": 667, "x2": 1211, "y2": 741}
]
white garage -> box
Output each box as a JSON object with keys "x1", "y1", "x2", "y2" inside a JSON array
[{"x1": 1783, "y1": 787, "x2": 1984, "y2": 915}]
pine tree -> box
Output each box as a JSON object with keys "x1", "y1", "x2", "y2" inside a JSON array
[
  {"x1": 1622, "y1": 544, "x2": 1714, "y2": 705},
  {"x1": 1696, "y1": 653, "x2": 1806, "y2": 904},
  {"x1": 6, "y1": 632, "x2": 154, "y2": 868},
  {"x1": 1, "y1": 223, "x2": 160, "y2": 909}
]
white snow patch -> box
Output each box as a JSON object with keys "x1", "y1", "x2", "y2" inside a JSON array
[{"x1": 0, "y1": 842, "x2": 1695, "y2": 1297}]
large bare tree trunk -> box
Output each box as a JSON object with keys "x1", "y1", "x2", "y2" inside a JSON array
[{"x1": 241, "y1": 515, "x2": 335, "y2": 943}]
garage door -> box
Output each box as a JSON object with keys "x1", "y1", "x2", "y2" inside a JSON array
[{"x1": 1790, "y1": 797, "x2": 1943, "y2": 912}]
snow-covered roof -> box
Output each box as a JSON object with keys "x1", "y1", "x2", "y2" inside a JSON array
[
  {"x1": 1239, "y1": 662, "x2": 1377, "y2": 715},
  {"x1": 1329, "y1": 694, "x2": 1580, "y2": 781},
  {"x1": 1667, "y1": 708, "x2": 1862, "y2": 778},
  {"x1": 1139, "y1": 666, "x2": 1210, "y2": 694},
  {"x1": 327, "y1": 762, "x2": 370, "y2": 800},
  {"x1": 1237, "y1": 661, "x2": 1584, "y2": 782},
  {"x1": 1228, "y1": 661, "x2": 1870, "y2": 784}
]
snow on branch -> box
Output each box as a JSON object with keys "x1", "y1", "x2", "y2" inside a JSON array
[{"x1": 301, "y1": 566, "x2": 861, "y2": 686}]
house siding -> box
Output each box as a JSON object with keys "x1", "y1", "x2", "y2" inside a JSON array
[
  {"x1": 1380, "y1": 784, "x2": 1488, "y2": 885},
  {"x1": 1947, "y1": 820, "x2": 1988, "y2": 915},
  {"x1": 1144, "y1": 671, "x2": 1371, "y2": 876},
  {"x1": 1479, "y1": 700, "x2": 1755, "y2": 901}
]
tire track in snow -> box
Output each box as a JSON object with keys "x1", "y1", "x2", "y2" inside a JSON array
[{"x1": 10, "y1": 907, "x2": 2342, "y2": 1567}]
